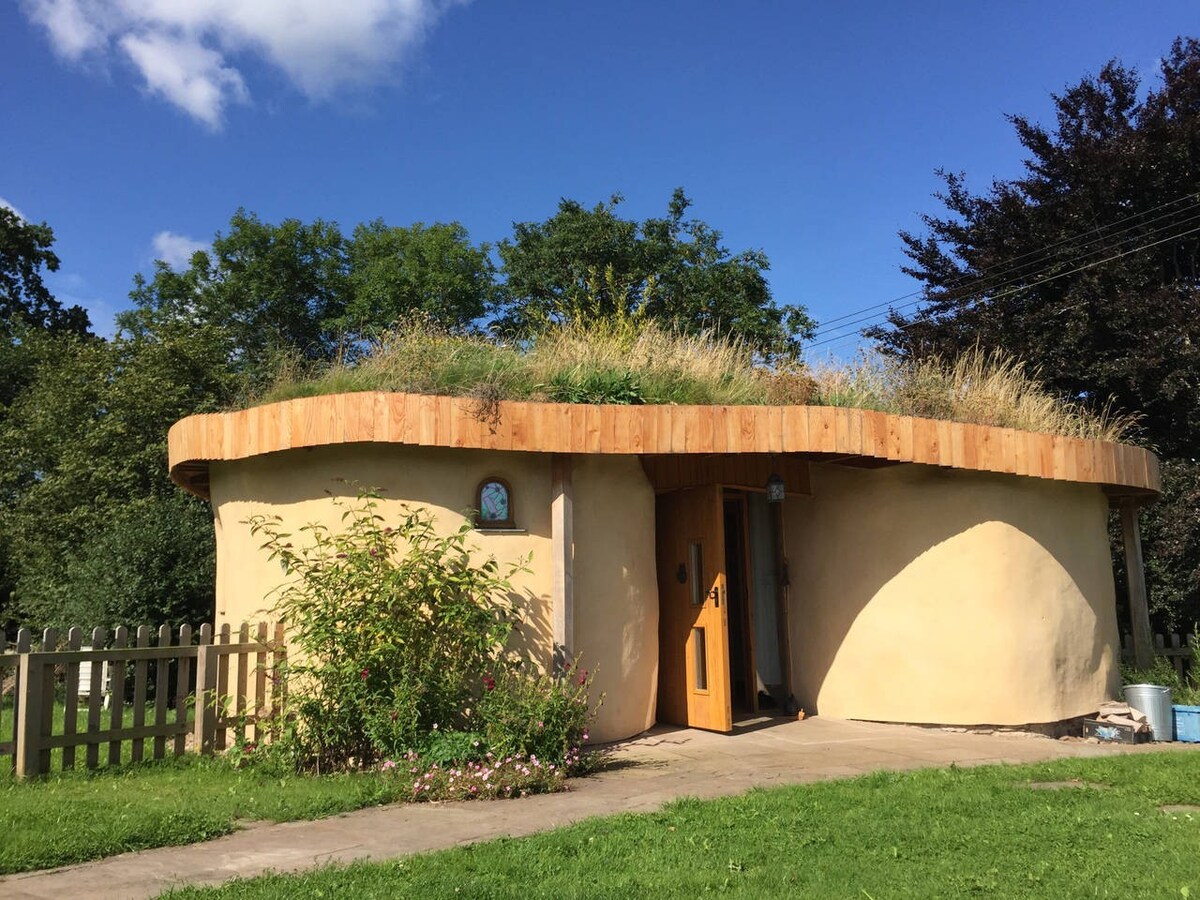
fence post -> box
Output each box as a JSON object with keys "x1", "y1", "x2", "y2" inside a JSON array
[
  {"x1": 194, "y1": 643, "x2": 219, "y2": 755},
  {"x1": 15, "y1": 653, "x2": 45, "y2": 779}
]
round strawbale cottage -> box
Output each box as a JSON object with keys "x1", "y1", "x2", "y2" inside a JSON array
[{"x1": 169, "y1": 393, "x2": 1160, "y2": 742}]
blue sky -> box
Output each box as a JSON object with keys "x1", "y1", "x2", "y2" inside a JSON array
[{"x1": 2, "y1": 1, "x2": 1196, "y2": 353}]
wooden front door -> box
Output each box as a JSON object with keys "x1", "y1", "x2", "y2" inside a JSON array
[{"x1": 656, "y1": 485, "x2": 733, "y2": 732}]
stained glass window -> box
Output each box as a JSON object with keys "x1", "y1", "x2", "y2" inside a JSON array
[{"x1": 476, "y1": 478, "x2": 514, "y2": 527}]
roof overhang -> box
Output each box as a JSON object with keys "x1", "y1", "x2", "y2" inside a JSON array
[{"x1": 168, "y1": 392, "x2": 1161, "y2": 504}]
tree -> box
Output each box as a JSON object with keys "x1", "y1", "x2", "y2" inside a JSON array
[
  {"x1": 125, "y1": 210, "x2": 497, "y2": 390},
  {"x1": 124, "y1": 210, "x2": 349, "y2": 391},
  {"x1": 871, "y1": 37, "x2": 1200, "y2": 629},
  {"x1": 0, "y1": 320, "x2": 238, "y2": 627},
  {"x1": 870, "y1": 39, "x2": 1200, "y2": 459},
  {"x1": 0, "y1": 206, "x2": 89, "y2": 337},
  {"x1": 340, "y1": 220, "x2": 499, "y2": 340},
  {"x1": 497, "y1": 189, "x2": 814, "y2": 357},
  {"x1": 0, "y1": 209, "x2": 92, "y2": 627},
  {"x1": 1139, "y1": 460, "x2": 1200, "y2": 630},
  {"x1": 1, "y1": 209, "x2": 92, "y2": 410}
]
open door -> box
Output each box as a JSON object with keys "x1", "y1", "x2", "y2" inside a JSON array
[{"x1": 656, "y1": 485, "x2": 732, "y2": 732}]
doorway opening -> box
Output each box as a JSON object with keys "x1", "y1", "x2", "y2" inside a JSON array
[
  {"x1": 655, "y1": 483, "x2": 791, "y2": 733},
  {"x1": 723, "y1": 491, "x2": 789, "y2": 716}
]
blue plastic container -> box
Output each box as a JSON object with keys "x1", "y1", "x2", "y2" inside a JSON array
[{"x1": 1174, "y1": 705, "x2": 1200, "y2": 743}]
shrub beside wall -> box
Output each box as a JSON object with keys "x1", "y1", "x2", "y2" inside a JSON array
[{"x1": 248, "y1": 492, "x2": 597, "y2": 774}]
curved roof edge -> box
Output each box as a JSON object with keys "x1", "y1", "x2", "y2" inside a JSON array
[{"x1": 168, "y1": 391, "x2": 1161, "y2": 501}]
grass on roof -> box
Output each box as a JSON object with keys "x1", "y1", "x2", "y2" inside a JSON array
[{"x1": 251, "y1": 318, "x2": 1137, "y2": 442}]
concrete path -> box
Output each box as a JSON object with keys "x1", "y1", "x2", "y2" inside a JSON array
[{"x1": 2, "y1": 717, "x2": 1191, "y2": 899}]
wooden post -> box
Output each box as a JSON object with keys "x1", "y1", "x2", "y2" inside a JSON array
[
  {"x1": 772, "y1": 502, "x2": 796, "y2": 709},
  {"x1": 1121, "y1": 499, "x2": 1154, "y2": 670},
  {"x1": 551, "y1": 454, "x2": 575, "y2": 673},
  {"x1": 108, "y1": 626, "x2": 128, "y2": 766},
  {"x1": 174, "y1": 624, "x2": 193, "y2": 757},
  {"x1": 62, "y1": 626, "x2": 82, "y2": 770},
  {"x1": 85, "y1": 626, "x2": 106, "y2": 769},
  {"x1": 130, "y1": 625, "x2": 150, "y2": 763},
  {"x1": 153, "y1": 624, "x2": 171, "y2": 760},
  {"x1": 15, "y1": 653, "x2": 45, "y2": 779},
  {"x1": 194, "y1": 625, "x2": 218, "y2": 755}
]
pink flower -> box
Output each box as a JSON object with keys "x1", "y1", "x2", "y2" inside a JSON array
[
  {"x1": 482, "y1": 674, "x2": 496, "y2": 692},
  {"x1": 360, "y1": 667, "x2": 370, "y2": 680}
]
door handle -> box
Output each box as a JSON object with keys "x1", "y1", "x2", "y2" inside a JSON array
[{"x1": 708, "y1": 586, "x2": 721, "y2": 607}]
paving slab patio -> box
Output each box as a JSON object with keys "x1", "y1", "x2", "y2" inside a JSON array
[{"x1": 2, "y1": 716, "x2": 1193, "y2": 900}]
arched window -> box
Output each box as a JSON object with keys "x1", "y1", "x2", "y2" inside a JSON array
[{"x1": 476, "y1": 477, "x2": 515, "y2": 529}]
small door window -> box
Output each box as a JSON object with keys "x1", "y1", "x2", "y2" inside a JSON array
[{"x1": 692, "y1": 627, "x2": 708, "y2": 691}]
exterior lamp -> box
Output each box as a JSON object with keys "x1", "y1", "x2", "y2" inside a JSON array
[{"x1": 766, "y1": 473, "x2": 786, "y2": 504}]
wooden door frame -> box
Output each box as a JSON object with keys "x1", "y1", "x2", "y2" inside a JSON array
[{"x1": 772, "y1": 500, "x2": 795, "y2": 709}]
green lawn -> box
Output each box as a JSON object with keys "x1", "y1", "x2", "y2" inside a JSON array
[
  {"x1": 164, "y1": 752, "x2": 1200, "y2": 899},
  {"x1": 0, "y1": 755, "x2": 419, "y2": 874}
]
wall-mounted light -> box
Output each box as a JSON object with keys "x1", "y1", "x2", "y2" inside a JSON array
[{"x1": 766, "y1": 473, "x2": 786, "y2": 504}]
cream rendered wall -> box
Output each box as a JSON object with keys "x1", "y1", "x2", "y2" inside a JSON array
[
  {"x1": 784, "y1": 463, "x2": 1121, "y2": 725},
  {"x1": 208, "y1": 445, "x2": 658, "y2": 743},
  {"x1": 210, "y1": 444, "x2": 555, "y2": 687},
  {"x1": 571, "y1": 455, "x2": 659, "y2": 741}
]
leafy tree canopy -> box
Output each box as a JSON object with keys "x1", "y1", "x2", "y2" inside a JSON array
[
  {"x1": 123, "y1": 210, "x2": 495, "y2": 391},
  {"x1": 497, "y1": 189, "x2": 814, "y2": 358},
  {"x1": 340, "y1": 220, "x2": 499, "y2": 340},
  {"x1": 874, "y1": 36, "x2": 1200, "y2": 630},
  {"x1": 871, "y1": 37, "x2": 1200, "y2": 459},
  {"x1": 0, "y1": 206, "x2": 89, "y2": 336},
  {"x1": 0, "y1": 321, "x2": 237, "y2": 627}
]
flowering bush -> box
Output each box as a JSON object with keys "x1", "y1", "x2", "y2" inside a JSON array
[
  {"x1": 382, "y1": 748, "x2": 584, "y2": 802},
  {"x1": 477, "y1": 663, "x2": 597, "y2": 764},
  {"x1": 247, "y1": 490, "x2": 602, "y2": 782},
  {"x1": 248, "y1": 491, "x2": 527, "y2": 771}
]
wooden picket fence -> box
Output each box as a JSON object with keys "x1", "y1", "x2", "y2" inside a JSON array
[
  {"x1": 0, "y1": 622, "x2": 285, "y2": 778},
  {"x1": 1121, "y1": 632, "x2": 1196, "y2": 680}
]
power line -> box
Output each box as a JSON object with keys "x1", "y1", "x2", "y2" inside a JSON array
[
  {"x1": 808, "y1": 203, "x2": 1200, "y2": 345},
  {"x1": 810, "y1": 191, "x2": 1200, "y2": 337},
  {"x1": 805, "y1": 219, "x2": 1200, "y2": 353}
]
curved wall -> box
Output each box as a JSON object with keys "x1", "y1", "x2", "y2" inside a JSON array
[
  {"x1": 207, "y1": 444, "x2": 658, "y2": 742},
  {"x1": 571, "y1": 455, "x2": 660, "y2": 740},
  {"x1": 784, "y1": 463, "x2": 1121, "y2": 725}
]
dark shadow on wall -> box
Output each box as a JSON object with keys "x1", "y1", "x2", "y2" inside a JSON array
[{"x1": 784, "y1": 463, "x2": 1118, "y2": 719}]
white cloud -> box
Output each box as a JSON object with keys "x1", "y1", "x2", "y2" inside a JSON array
[
  {"x1": 120, "y1": 31, "x2": 249, "y2": 128},
  {"x1": 21, "y1": 0, "x2": 463, "y2": 128},
  {"x1": 152, "y1": 230, "x2": 208, "y2": 268},
  {"x1": 0, "y1": 196, "x2": 26, "y2": 220}
]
